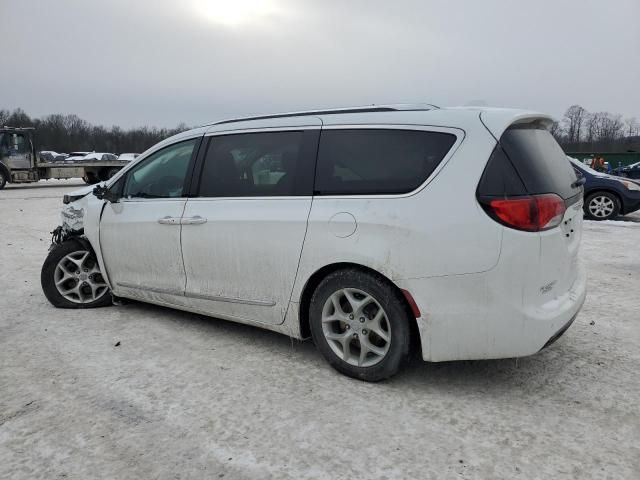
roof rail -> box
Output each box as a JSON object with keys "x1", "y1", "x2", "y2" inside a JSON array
[{"x1": 211, "y1": 103, "x2": 440, "y2": 126}]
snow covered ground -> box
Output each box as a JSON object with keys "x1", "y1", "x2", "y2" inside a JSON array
[{"x1": 1, "y1": 180, "x2": 639, "y2": 479}]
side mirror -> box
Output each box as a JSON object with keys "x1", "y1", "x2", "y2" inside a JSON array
[{"x1": 93, "y1": 183, "x2": 120, "y2": 203}]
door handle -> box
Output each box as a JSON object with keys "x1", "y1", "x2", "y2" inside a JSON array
[
  {"x1": 181, "y1": 216, "x2": 207, "y2": 225},
  {"x1": 158, "y1": 216, "x2": 181, "y2": 225}
]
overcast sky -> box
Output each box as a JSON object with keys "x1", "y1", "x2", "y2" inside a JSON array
[{"x1": 2, "y1": 0, "x2": 639, "y2": 128}]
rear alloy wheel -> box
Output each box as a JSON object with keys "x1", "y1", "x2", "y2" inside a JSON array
[
  {"x1": 41, "y1": 240, "x2": 112, "y2": 308},
  {"x1": 585, "y1": 192, "x2": 620, "y2": 220},
  {"x1": 321, "y1": 288, "x2": 391, "y2": 367},
  {"x1": 309, "y1": 269, "x2": 411, "y2": 381}
]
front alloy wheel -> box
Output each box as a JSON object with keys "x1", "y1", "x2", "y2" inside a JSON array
[
  {"x1": 585, "y1": 192, "x2": 620, "y2": 220},
  {"x1": 54, "y1": 250, "x2": 109, "y2": 304},
  {"x1": 41, "y1": 240, "x2": 112, "y2": 308}
]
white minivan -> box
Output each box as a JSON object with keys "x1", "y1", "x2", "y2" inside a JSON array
[{"x1": 41, "y1": 105, "x2": 587, "y2": 381}]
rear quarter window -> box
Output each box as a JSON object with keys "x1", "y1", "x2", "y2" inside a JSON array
[{"x1": 315, "y1": 129, "x2": 457, "y2": 195}]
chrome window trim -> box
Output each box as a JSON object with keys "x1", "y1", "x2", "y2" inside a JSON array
[
  {"x1": 106, "y1": 132, "x2": 206, "y2": 187},
  {"x1": 198, "y1": 124, "x2": 465, "y2": 200},
  {"x1": 186, "y1": 196, "x2": 309, "y2": 202},
  {"x1": 313, "y1": 124, "x2": 465, "y2": 200},
  {"x1": 119, "y1": 197, "x2": 187, "y2": 203}
]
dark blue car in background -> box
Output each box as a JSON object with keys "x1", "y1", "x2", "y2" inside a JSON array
[
  {"x1": 613, "y1": 161, "x2": 640, "y2": 180},
  {"x1": 569, "y1": 157, "x2": 640, "y2": 220}
]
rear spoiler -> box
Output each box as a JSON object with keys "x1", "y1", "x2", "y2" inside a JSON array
[{"x1": 479, "y1": 110, "x2": 554, "y2": 141}]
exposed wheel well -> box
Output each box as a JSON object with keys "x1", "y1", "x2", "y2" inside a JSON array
[{"x1": 297, "y1": 262, "x2": 421, "y2": 356}]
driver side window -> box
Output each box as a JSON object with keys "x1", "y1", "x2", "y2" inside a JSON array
[{"x1": 123, "y1": 139, "x2": 197, "y2": 199}]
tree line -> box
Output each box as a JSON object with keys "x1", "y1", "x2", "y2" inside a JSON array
[
  {"x1": 2, "y1": 105, "x2": 638, "y2": 155},
  {"x1": 552, "y1": 105, "x2": 639, "y2": 153},
  {"x1": 0, "y1": 108, "x2": 188, "y2": 154}
]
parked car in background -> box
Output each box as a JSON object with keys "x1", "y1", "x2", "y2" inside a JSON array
[
  {"x1": 569, "y1": 157, "x2": 640, "y2": 220},
  {"x1": 614, "y1": 161, "x2": 640, "y2": 179},
  {"x1": 117, "y1": 153, "x2": 140, "y2": 162},
  {"x1": 39, "y1": 151, "x2": 70, "y2": 162},
  {"x1": 80, "y1": 152, "x2": 118, "y2": 162},
  {"x1": 39, "y1": 151, "x2": 58, "y2": 162},
  {"x1": 41, "y1": 105, "x2": 586, "y2": 381},
  {"x1": 66, "y1": 151, "x2": 91, "y2": 162}
]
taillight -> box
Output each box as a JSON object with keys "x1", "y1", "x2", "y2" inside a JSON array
[{"x1": 481, "y1": 194, "x2": 565, "y2": 232}]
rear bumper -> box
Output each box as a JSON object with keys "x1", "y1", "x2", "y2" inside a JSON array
[
  {"x1": 397, "y1": 261, "x2": 587, "y2": 362},
  {"x1": 540, "y1": 312, "x2": 578, "y2": 350}
]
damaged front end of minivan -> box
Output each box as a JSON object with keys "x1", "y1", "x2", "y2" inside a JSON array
[
  {"x1": 49, "y1": 186, "x2": 94, "y2": 249},
  {"x1": 42, "y1": 183, "x2": 114, "y2": 309}
]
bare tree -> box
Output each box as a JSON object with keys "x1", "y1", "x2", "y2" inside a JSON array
[
  {"x1": 562, "y1": 105, "x2": 587, "y2": 145},
  {"x1": 625, "y1": 117, "x2": 639, "y2": 138},
  {"x1": 0, "y1": 107, "x2": 189, "y2": 154},
  {"x1": 549, "y1": 121, "x2": 564, "y2": 141},
  {"x1": 599, "y1": 114, "x2": 625, "y2": 143},
  {"x1": 585, "y1": 112, "x2": 603, "y2": 145}
]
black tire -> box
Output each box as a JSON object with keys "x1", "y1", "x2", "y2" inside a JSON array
[
  {"x1": 98, "y1": 167, "x2": 119, "y2": 181},
  {"x1": 106, "y1": 167, "x2": 120, "y2": 180},
  {"x1": 41, "y1": 239, "x2": 112, "y2": 309},
  {"x1": 83, "y1": 172, "x2": 99, "y2": 185},
  {"x1": 309, "y1": 269, "x2": 411, "y2": 382},
  {"x1": 0, "y1": 168, "x2": 7, "y2": 189},
  {"x1": 584, "y1": 191, "x2": 621, "y2": 220}
]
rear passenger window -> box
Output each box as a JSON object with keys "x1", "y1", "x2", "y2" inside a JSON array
[
  {"x1": 198, "y1": 131, "x2": 311, "y2": 197},
  {"x1": 315, "y1": 129, "x2": 457, "y2": 195}
]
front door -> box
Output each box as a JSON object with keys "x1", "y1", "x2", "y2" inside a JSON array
[
  {"x1": 180, "y1": 127, "x2": 320, "y2": 325},
  {"x1": 99, "y1": 138, "x2": 199, "y2": 297}
]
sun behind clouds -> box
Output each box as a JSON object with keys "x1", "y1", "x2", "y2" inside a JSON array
[{"x1": 192, "y1": 0, "x2": 282, "y2": 27}]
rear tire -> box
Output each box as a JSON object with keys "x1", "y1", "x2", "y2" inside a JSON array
[
  {"x1": 41, "y1": 239, "x2": 112, "y2": 309},
  {"x1": 0, "y1": 169, "x2": 7, "y2": 189},
  {"x1": 584, "y1": 191, "x2": 620, "y2": 220},
  {"x1": 83, "y1": 172, "x2": 99, "y2": 185},
  {"x1": 106, "y1": 167, "x2": 120, "y2": 179},
  {"x1": 309, "y1": 269, "x2": 411, "y2": 382}
]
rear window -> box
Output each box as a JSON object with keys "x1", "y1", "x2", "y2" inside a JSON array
[
  {"x1": 499, "y1": 125, "x2": 578, "y2": 199},
  {"x1": 315, "y1": 129, "x2": 457, "y2": 195}
]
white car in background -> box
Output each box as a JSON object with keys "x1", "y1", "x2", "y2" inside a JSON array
[
  {"x1": 117, "y1": 153, "x2": 140, "y2": 162},
  {"x1": 66, "y1": 151, "x2": 91, "y2": 162},
  {"x1": 40, "y1": 105, "x2": 587, "y2": 381},
  {"x1": 81, "y1": 152, "x2": 118, "y2": 162}
]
